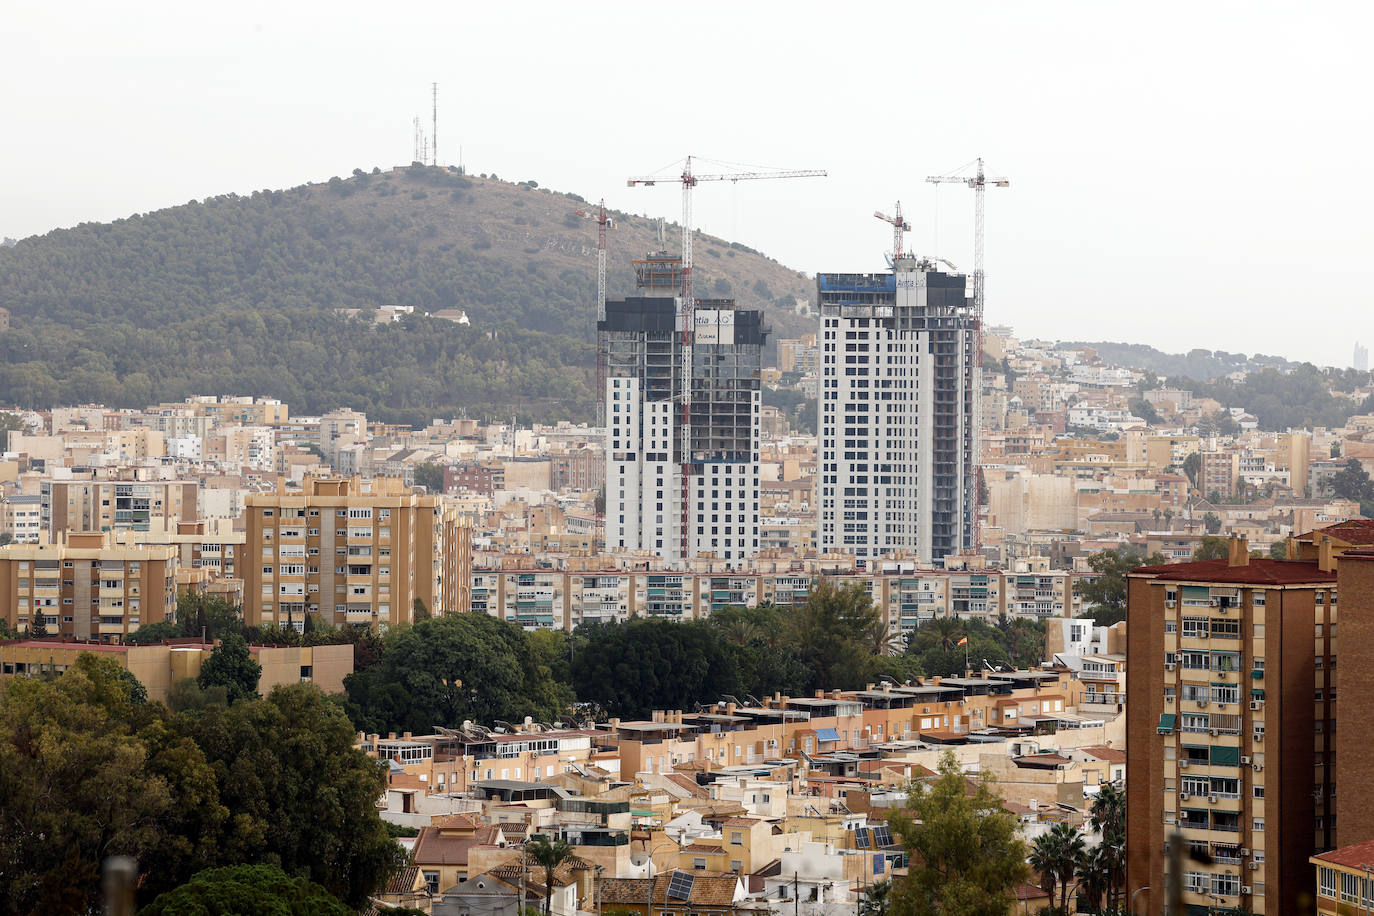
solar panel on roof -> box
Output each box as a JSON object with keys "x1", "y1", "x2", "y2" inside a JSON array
[
  {"x1": 854, "y1": 827, "x2": 871, "y2": 849},
  {"x1": 667, "y1": 871, "x2": 695, "y2": 901},
  {"x1": 872, "y1": 826, "x2": 892, "y2": 847}
]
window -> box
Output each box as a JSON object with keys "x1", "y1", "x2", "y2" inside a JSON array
[
  {"x1": 1319, "y1": 866, "x2": 1337, "y2": 898},
  {"x1": 1253, "y1": 818, "x2": 1264, "y2": 832},
  {"x1": 423, "y1": 871, "x2": 439, "y2": 894}
]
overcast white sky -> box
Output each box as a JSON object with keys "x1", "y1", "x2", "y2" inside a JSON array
[{"x1": 4, "y1": 1, "x2": 1370, "y2": 367}]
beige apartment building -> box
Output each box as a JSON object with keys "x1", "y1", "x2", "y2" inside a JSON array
[
  {"x1": 41, "y1": 476, "x2": 199, "y2": 538},
  {"x1": 242, "y1": 476, "x2": 471, "y2": 629},
  {"x1": 0, "y1": 532, "x2": 178, "y2": 641}
]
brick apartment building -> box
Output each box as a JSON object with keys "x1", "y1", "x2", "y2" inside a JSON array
[{"x1": 1126, "y1": 539, "x2": 1338, "y2": 915}]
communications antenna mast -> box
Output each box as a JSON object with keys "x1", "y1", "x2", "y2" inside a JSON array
[
  {"x1": 873, "y1": 202, "x2": 910, "y2": 262},
  {"x1": 627, "y1": 155, "x2": 825, "y2": 560},
  {"x1": 925, "y1": 157, "x2": 1011, "y2": 551},
  {"x1": 432, "y1": 82, "x2": 438, "y2": 166}
]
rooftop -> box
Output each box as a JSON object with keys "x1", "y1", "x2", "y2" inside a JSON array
[
  {"x1": 1312, "y1": 839, "x2": 1374, "y2": 869},
  {"x1": 1130, "y1": 557, "x2": 1336, "y2": 585}
]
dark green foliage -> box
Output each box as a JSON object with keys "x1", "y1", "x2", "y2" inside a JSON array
[
  {"x1": 526, "y1": 836, "x2": 577, "y2": 916},
  {"x1": 1065, "y1": 342, "x2": 1295, "y2": 381},
  {"x1": 1193, "y1": 534, "x2": 1229, "y2": 559},
  {"x1": 1081, "y1": 606, "x2": 1126, "y2": 628},
  {"x1": 344, "y1": 614, "x2": 570, "y2": 734},
  {"x1": 761, "y1": 385, "x2": 817, "y2": 435},
  {"x1": 1129, "y1": 397, "x2": 1160, "y2": 424},
  {"x1": 140, "y1": 864, "x2": 353, "y2": 916},
  {"x1": 1203, "y1": 512, "x2": 1223, "y2": 534},
  {"x1": 1182, "y1": 451, "x2": 1201, "y2": 488},
  {"x1": 706, "y1": 604, "x2": 812, "y2": 698},
  {"x1": 1075, "y1": 547, "x2": 1167, "y2": 612},
  {"x1": 413, "y1": 461, "x2": 447, "y2": 493},
  {"x1": 197, "y1": 633, "x2": 262, "y2": 704},
  {"x1": 902, "y1": 617, "x2": 1046, "y2": 678},
  {"x1": 787, "y1": 581, "x2": 884, "y2": 691},
  {"x1": 27, "y1": 614, "x2": 47, "y2": 638},
  {"x1": 1166, "y1": 364, "x2": 1374, "y2": 431},
  {"x1": 1269, "y1": 540, "x2": 1288, "y2": 560},
  {"x1": 1330, "y1": 458, "x2": 1374, "y2": 503},
  {"x1": 173, "y1": 685, "x2": 404, "y2": 908},
  {"x1": 888, "y1": 751, "x2": 1029, "y2": 916},
  {"x1": 570, "y1": 618, "x2": 742, "y2": 720}
]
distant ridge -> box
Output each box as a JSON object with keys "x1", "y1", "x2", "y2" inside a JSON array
[{"x1": 0, "y1": 165, "x2": 815, "y2": 423}]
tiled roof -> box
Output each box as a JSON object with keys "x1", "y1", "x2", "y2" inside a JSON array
[
  {"x1": 1131, "y1": 557, "x2": 1335, "y2": 584},
  {"x1": 1080, "y1": 745, "x2": 1126, "y2": 763},
  {"x1": 383, "y1": 865, "x2": 422, "y2": 895},
  {"x1": 413, "y1": 827, "x2": 480, "y2": 866},
  {"x1": 599, "y1": 874, "x2": 741, "y2": 909},
  {"x1": 1313, "y1": 839, "x2": 1374, "y2": 869},
  {"x1": 1298, "y1": 519, "x2": 1374, "y2": 545}
]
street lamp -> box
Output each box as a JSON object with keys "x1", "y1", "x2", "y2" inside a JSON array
[
  {"x1": 1129, "y1": 885, "x2": 1150, "y2": 915},
  {"x1": 643, "y1": 841, "x2": 680, "y2": 916}
]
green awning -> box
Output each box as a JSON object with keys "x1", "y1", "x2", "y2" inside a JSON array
[
  {"x1": 1157, "y1": 713, "x2": 1177, "y2": 734},
  {"x1": 1251, "y1": 669, "x2": 1264, "y2": 678},
  {"x1": 1210, "y1": 745, "x2": 1240, "y2": 766},
  {"x1": 1250, "y1": 689, "x2": 1266, "y2": 699}
]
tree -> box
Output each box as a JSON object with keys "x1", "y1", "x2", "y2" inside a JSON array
[
  {"x1": 413, "y1": 597, "x2": 431, "y2": 620},
  {"x1": 1088, "y1": 784, "x2": 1126, "y2": 912},
  {"x1": 571, "y1": 618, "x2": 741, "y2": 720},
  {"x1": 1075, "y1": 548, "x2": 1167, "y2": 613},
  {"x1": 1332, "y1": 441, "x2": 1343, "y2": 458},
  {"x1": 860, "y1": 879, "x2": 892, "y2": 916},
  {"x1": 1029, "y1": 822, "x2": 1086, "y2": 914},
  {"x1": 1129, "y1": 398, "x2": 1160, "y2": 425},
  {"x1": 413, "y1": 462, "x2": 446, "y2": 493},
  {"x1": 1270, "y1": 540, "x2": 1288, "y2": 560},
  {"x1": 1182, "y1": 452, "x2": 1201, "y2": 489},
  {"x1": 346, "y1": 613, "x2": 569, "y2": 734},
  {"x1": 0, "y1": 654, "x2": 227, "y2": 915},
  {"x1": 1330, "y1": 458, "x2": 1374, "y2": 503},
  {"x1": 174, "y1": 685, "x2": 405, "y2": 908},
  {"x1": 1192, "y1": 535, "x2": 1229, "y2": 560},
  {"x1": 888, "y1": 751, "x2": 1029, "y2": 916},
  {"x1": 27, "y1": 613, "x2": 48, "y2": 638},
  {"x1": 526, "y1": 836, "x2": 577, "y2": 916},
  {"x1": 789, "y1": 580, "x2": 883, "y2": 692},
  {"x1": 140, "y1": 864, "x2": 353, "y2": 916},
  {"x1": 197, "y1": 633, "x2": 262, "y2": 704},
  {"x1": 1203, "y1": 512, "x2": 1223, "y2": 534}
]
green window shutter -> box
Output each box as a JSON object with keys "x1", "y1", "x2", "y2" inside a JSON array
[{"x1": 1157, "y1": 713, "x2": 1177, "y2": 734}]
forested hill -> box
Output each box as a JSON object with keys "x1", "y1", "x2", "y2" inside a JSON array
[{"x1": 0, "y1": 165, "x2": 815, "y2": 424}]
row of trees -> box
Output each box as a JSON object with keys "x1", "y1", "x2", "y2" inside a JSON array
[
  {"x1": 341, "y1": 582, "x2": 1046, "y2": 732},
  {"x1": 1027, "y1": 785, "x2": 1126, "y2": 914},
  {"x1": 0, "y1": 655, "x2": 401, "y2": 914}
]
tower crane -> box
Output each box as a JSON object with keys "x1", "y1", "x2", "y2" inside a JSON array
[
  {"x1": 572, "y1": 199, "x2": 616, "y2": 322},
  {"x1": 926, "y1": 157, "x2": 1010, "y2": 553},
  {"x1": 627, "y1": 155, "x2": 826, "y2": 560},
  {"x1": 873, "y1": 202, "x2": 911, "y2": 262}
]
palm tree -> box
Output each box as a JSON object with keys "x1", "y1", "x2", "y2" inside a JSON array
[
  {"x1": 1028, "y1": 833, "x2": 1061, "y2": 905},
  {"x1": 1044, "y1": 822, "x2": 1086, "y2": 914},
  {"x1": 1076, "y1": 842, "x2": 1116, "y2": 913},
  {"x1": 1090, "y1": 784, "x2": 1126, "y2": 911},
  {"x1": 525, "y1": 836, "x2": 576, "y2": 916},
  {"x1": 923, "y1": 616, "x2": 965, "y2": 653}
]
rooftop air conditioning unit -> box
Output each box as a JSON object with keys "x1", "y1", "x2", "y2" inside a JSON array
[
  {"x1": 1242, "y1": 885, "x2": 1252, "y2": 894},
  {"x1": 1252, "y1": 763, "x2": 1263, "y2": 772},
  {"x1": 1249, "y1": 862, "x2": 1259, "y2": 871},
  {"x1": 1179, "y1": 792, "x2": 1190, "y2": 800},
  {"x1": 1240, "y1": 756, "x2": 1251, "y2": 765}
]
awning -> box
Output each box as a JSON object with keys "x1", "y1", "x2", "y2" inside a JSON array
[
  {"x1": 816, "y1": 728, "x2": 841, "y2": 743},
  {"x1": 1210, "y1": 745, "x2": 1240, "y2": 766},
  {"x1": 1251, "y1": 669, "x2": 1265, "y2": 679},
  {"x1": 1157, "y1": 713, "x2": 1177, "y2": 734},
  {"x1": 1250, "y1": 689, "x2": 1266, "y2": 699}
]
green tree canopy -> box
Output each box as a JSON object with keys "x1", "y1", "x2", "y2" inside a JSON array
[
  {"x1": 345, "y1": 613, "x2": 569, "y2": 734},
  {"x1": 174, "y1": 684, "x2": 404, "y2": 907},
  {"x1": 788, "y1": 580, "x2": 883, "y2": 692},
  {"x1": 1192, "y1": 535, "x2": 1230, "y2": 560},
  {"x1": 197, "y1": 632, "x2": 262, "y2": 704},
  {"x1": 571, "y1": 618, "x2": 742, "y2": 720},
  {"x1": 413, "y1": 462, "x2": 446, "y2": 493},
  {"x1": 1075, "y1": 547, "x2": 1167, "y2": 612},
  {"x1": 140, "y1": 864, "x2": 353, "y2": 916},
  {"x1": 888, "y1": 751, "x2": 1029, "y2": 916}
]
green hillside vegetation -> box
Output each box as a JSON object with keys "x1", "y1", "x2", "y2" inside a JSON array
[
  {"x1": 1166, "y1": 364, "x2": 1374, "y2": 431},
  {"x1": 0, "y1": 165, "x2": 814, "y2": 424}
]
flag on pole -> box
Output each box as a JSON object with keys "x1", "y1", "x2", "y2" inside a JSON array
[{"x1": 957, "y1": 637, "x2": 968, "y2": 646}]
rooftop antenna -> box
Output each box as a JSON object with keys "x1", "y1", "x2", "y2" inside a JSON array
[
  {"x1": 413, "y1": 117, "x2": 423, "y2": 164},
  {"x1": 432, "y1": 82, "x2": 438, "y2": 166}
]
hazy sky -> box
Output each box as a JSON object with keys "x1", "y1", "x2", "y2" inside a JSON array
[{"x1": 4, "y1": 1, "x2": 1371, "y2": 367}]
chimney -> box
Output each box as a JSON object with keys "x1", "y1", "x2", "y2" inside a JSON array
[
  {"x1": 1319, "y1": 535, "x2": 1336, "y2": 573},
  {"x1": 726, "y1": 702, "x2": 737, "y2": 716},
  {"x1": 1227, "y1": 536, "x2": 1249, "y2": 567}
]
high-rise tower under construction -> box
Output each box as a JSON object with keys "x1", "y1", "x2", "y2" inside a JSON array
[
  {"x1": 816, "y1": 254, "x2": 978, "y2": 563},
  {"x1": 598, "y1": 251, "x2": 766, "y2": 565}
]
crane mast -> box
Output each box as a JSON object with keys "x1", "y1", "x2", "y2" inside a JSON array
[
  {"x1": 873, "y1": 202, "x2": 910, "y2": 262},
  {"x1": 628, "y1": 155, "x2": 825, "y2": 561},
  {"x1": 925, "y1": 157, "x2": 1010, "y2": 553}
]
